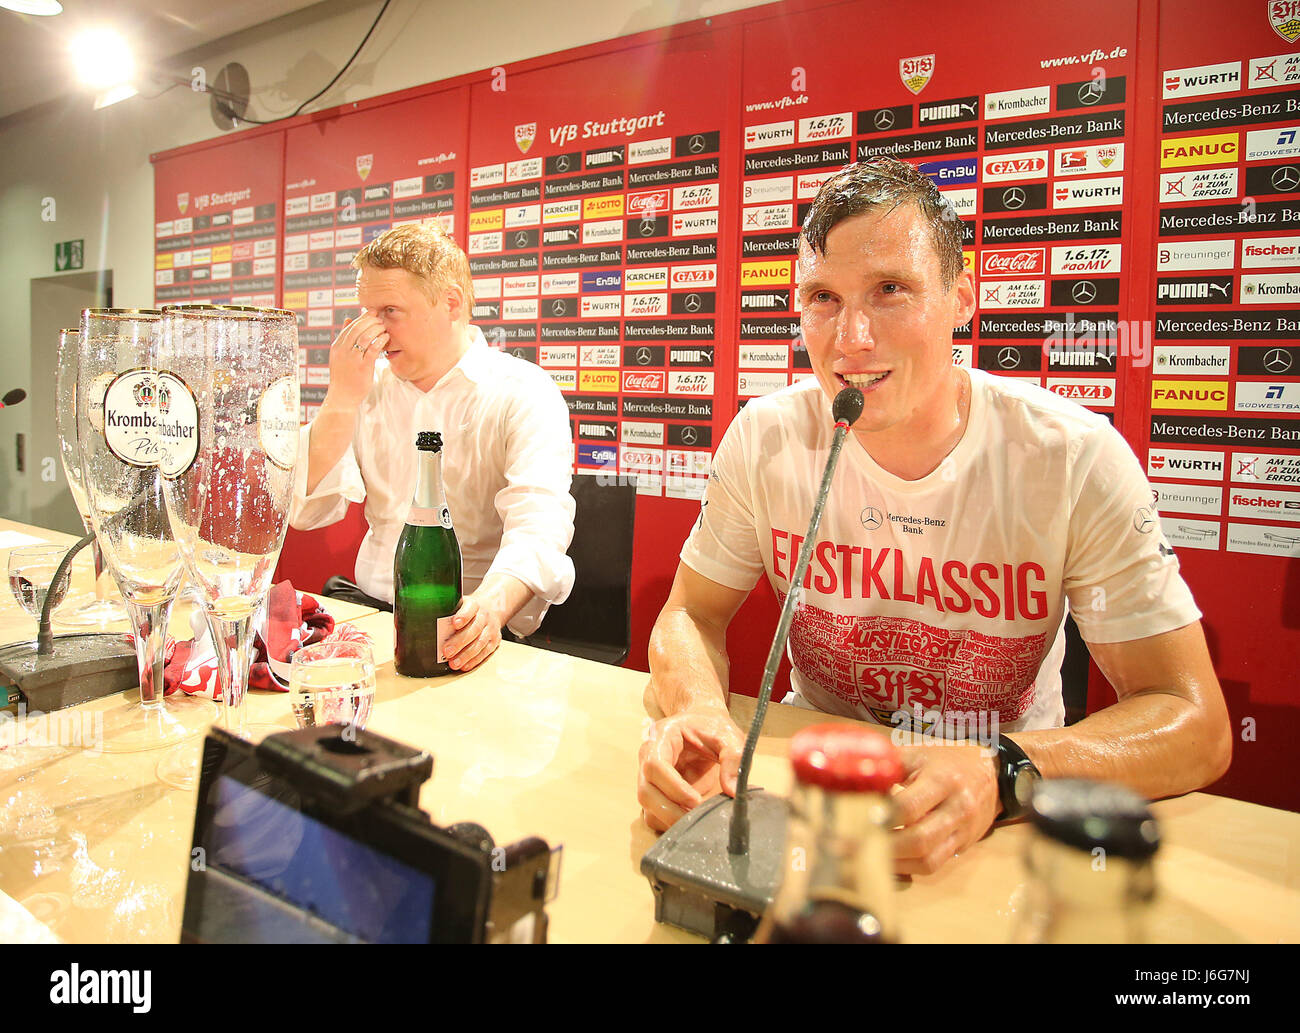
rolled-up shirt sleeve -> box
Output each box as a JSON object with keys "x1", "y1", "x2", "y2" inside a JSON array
[
  {"x1": 289, "y1": 421, "x2": 367, "y2": 531},
  {"x1": 487, "y1": 375, "x2": 577, "y2": 636}
]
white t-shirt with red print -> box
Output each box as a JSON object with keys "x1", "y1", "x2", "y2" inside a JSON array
[{"x1": 681, "y1": 369, "x2": 1200, "y2": 733}]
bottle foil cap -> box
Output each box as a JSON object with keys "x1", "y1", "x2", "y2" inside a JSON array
[{"x1": 790, "y1": 723, "x2": 903, "y2": 793}]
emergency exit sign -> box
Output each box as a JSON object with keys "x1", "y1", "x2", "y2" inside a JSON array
[{"x1": 55, "y1": 239, "x2": 83, "y2": 272}]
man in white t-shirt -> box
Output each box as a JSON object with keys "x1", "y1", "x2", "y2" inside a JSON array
[
  {"x1": 290, "y1": 223, "x2": 575, "y2": 672},
  {"x1": 637, "y1": 157, "x2": 1231, "y2": 875}
]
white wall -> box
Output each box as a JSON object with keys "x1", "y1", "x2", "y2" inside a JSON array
[{"x1": 0, "y1": 0, "x2": 775, "y2": 521}]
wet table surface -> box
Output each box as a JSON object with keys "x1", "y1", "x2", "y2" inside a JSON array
[{"x1": 1, "y1": 518, "x2": 1297, "y2": 943}]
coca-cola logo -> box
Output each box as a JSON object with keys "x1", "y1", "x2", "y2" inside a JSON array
[
  {"x1": 628, "y1": 189, "x2": 669, "y2": 216},
  {"x1": 981, "y1": 247, "x2": 1046, "y2": 277},
  {"x1": 622, "y1": 371, "x2": 666, "y2": 392}
]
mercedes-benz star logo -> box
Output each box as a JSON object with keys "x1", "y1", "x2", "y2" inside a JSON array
[
  {"x1": 1072, "y1": 281, "x2": 1097, "y2": 304},
  {"x1": 1078, "y1": 80, "x2": 1105, "y2": 105},
  {"x1": 1133, "y1": 506, "x2": 1156, "y2": 534},
  {"x1": 433, "y1": 175, "x2": 445, "y2": 190},
  {"x1": 515, "y1": 231, "x2": 530, "y2": 247},
  {"x1": 1272, "y1": 165, "x2": 1300, "y2": 192},
  {"x1": 683, "y1": 293, "x2": 702, "y2": 312},
  {"x1": 635, "y1": 347, "x2": 653, "y2": 365},
  {"x1": 874, "y1": 109, "x2": 895, "y2": 131},
  {"x1": 556, "y1": 155, "x2": 571, "y2": 172},
  {"x1": 640, "y1": 218, "x2": 657, "y2": 236},
  {"x1": 551, "y1": 300, "x2": 567, "y2": 317},
  {"x1": 1264, "y1": 348, "x2": 1294, "y2": 373},
  {"x1": 680, "y1": 426, "x2": 698, "y2": 445},
  {"x1": 688, "y1": 134, "x2": 706, "y2": 153},
  {"x1": 997, "y1": 346, "x2": 1021, "y2": 369},
  {"x1": 861, "y1": 507, "x2": 884, "y2": 531},
  {"x1": 1002, "y1": 187, "x2": 1026, "y2": 210}
]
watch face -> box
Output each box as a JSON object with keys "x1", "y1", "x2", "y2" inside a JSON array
[{"x1": 1014, "y1": 767, "x2": 1041, "y2": 808}]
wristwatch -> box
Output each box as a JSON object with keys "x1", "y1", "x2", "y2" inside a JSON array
[{"x1": 995, "y1": 734, "x2": 1041, "y2": 821}]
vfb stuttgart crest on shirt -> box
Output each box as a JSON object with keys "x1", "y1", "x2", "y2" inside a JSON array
[
  {"x1": 899, "y1": 54, "x2": 935, "y2": 95},
  {"x1": 515, "y1": 122, "x2": 537, "y2": 154}
]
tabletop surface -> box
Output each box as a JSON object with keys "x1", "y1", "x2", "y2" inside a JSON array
[{"x1": 1, "y1": 518, "x2": 1297, "y2": 944}]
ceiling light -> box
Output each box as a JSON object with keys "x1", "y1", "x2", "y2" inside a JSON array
[
  {"x1": 0, "y1": 1, "x2": 64, "y2": 14},
  {"x1": 71, "y1": 28, "x2": 134, "y2": 89},
  {"x1": 94, "y1": 83, "x2": 139, "y2": 110}
]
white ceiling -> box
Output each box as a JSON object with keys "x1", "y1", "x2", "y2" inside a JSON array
[{"x1": 0, "y1": 0, "x2": 329, "y2": 120}]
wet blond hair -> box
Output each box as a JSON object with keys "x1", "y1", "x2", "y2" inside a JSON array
[{"x1": 352, "y1": 222, "x2": 476, "y2": 313}]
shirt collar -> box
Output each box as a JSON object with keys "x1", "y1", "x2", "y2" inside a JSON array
[{"x1": 437, "y1": 325, "x2": 492, "y2": 388}]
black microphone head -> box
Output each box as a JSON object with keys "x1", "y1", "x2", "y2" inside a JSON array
[
  {"x1": 2, "y1": 389, "x2": 25, "y2": 407},
  {"x1": 832, "y1": 386, "x2": 864, "y2": 426}
]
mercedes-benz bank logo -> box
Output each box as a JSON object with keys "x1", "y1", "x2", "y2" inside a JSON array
[
  {"x1": 874, "y1": 109, "x2": 895, "y2": 131},
  {"x1": 551, "y1": 299, "x2": 568, "y2": 316},
  {"x1": 640, "y1": 218, "x2": 657, "y2": 236},
  {"x1": 1072, "y1": 280, "x2": 1097, "y2": 304},
  {"x1": 860, "y1": 507, "x2": 884, "y2": 531},
  {"x1": 556, "y1": 155, "x2": 571, "y2": 172},
  {"x1": 515, "y1": 231, "x2": 530, "y2": 247},
  {"x1": 997, "y1": 346, "x2": 1021, "y2": 368},
  {"x1": 1271, "y1": 165, "x2": 1300, "y2": 192},
  {"x1": 688, "y1": 134, "x2": 706, "y2": 153},
  {"x1": 1264, "y1": 348, "x2": 1294, "y2": 373},
  {"x1": 1133, "y1": 506, "x2": 1156, "y2": 534},
  {"x1": 635, "y1": 346, "x2": 653, "y2": 365},
  {"x1": 683, "y1": 293, "x2": 702, "y2": 312},
  {"x1": 1077, "y1": 80, "x2": 1105, "y2": 105},
  {"x1": 1001, "y1": 187, "x2": 1026, "y2": 210},
  {"x1": 680, "y1": 426, "x2": 698, "y2": 445}
]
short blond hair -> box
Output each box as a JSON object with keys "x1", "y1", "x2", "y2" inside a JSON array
[{"x1": 352, "y1": 222, "x2": 475, "y2": 311}]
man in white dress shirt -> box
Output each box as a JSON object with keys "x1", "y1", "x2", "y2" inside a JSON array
[{"x1": 290, "y1": 223, "x2": 576, "y2": 672}]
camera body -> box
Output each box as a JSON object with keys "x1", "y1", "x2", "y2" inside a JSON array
[{"x1": 182, "y1": 725, "x2": 559, "y2": 944}]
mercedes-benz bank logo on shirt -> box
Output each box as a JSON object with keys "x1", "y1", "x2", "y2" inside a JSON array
[
  {"x1": 1133, "y1": 506, "x2": 1156, "y2": 533},
  {"x1": 1072, "y1": 280, "x2": 1097, "y2": 304},
  {"x1": 998, "y1": 346, "x2": 1021, "y2": 368},
  {"x1": 1272, "y1": 165, "x2": 1300, "y2": 192},
  {"x1": 861, "y1": 507, "x2": 884, "y2": 530},
  {"x1": 1264, "y1": 348, "x2": 1293, "y2": 373}
]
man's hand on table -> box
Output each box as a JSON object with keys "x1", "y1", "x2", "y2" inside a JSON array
[
  {"x1": 638, "y1": 708, "x2": 745, "y2": 832},
  {"x1": 891, "y1": 741, "x2": 1001, "y2": 876}
]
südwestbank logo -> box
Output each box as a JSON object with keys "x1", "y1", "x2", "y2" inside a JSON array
[
  {"x1": 981, "y1": 247, "x2": 1047, "y2": 277},
  {"x1": 622, "y1": 371, "x2": 666, "y2": 393}
]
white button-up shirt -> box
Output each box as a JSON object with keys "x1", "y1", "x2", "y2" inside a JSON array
[{"x1": 290, "y1": 329, "x2": 576, "y2": 636}]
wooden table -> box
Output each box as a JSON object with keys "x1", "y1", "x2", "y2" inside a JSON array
[{"x1": 1, "y1": 519, "x2": 1297, "y2": 943}]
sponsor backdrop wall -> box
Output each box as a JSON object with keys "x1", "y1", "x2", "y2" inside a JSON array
[{"x1": 153, "y1": 0, "x2": 1300, "y2": 810}]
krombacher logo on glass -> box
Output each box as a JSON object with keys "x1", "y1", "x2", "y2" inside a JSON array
[{"x1": 102, "y1": 368, "x2": 159, "y2": 468}]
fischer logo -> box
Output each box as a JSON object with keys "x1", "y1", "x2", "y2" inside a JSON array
[
  {"x1": 1242, "y1": 236, "x2": 1300, "y2": 267},
  {"x1": 982, "y1": 151, "x2": 1049, "y2": 182},
  {"x1": 981, "y1": 248, "x2": 1047, "y2": 277},
  {"x1": 623, "y1": 370, "x2": 666, "y2": 393}
]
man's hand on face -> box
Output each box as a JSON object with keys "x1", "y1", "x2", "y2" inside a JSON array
[
  {"x1": 637, "y1": 709, "x2": 745, "y2": 833},
  {"x1": 891, "y1": 742, "x2": 1000, "y2": 876},
  {"x1": 441, "y1": 592, "x2": 504, "y2": 673},
  {"x1": 326, "y1": 310, "x2": 389, "y2": 410}
]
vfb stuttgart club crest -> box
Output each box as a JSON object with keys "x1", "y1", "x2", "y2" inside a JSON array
[
  {"x1": 1271, "y1": 0, "x2": 1300, "y2": 43},
  {"x1": 899, "y1": 54, "x2": 935, "y2": 95},
  {"x1": 176, "y1": 192, "x2": 189, "y2": 214},
  {"x1": 356, "y1": 153, "x2": 373, "y2": 180},
  {"x1": 514, "y1": 122, "x2": 537, "y2": 154},
  {"x1": 1096, "y1": 145, "x2": 1118, "y2": 168}
]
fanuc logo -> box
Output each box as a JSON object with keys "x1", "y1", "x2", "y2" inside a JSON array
[{"x1": 50, "y1": 965, "x2": 151, "y2": 1013}]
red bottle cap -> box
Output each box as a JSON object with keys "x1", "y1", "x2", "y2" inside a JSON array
[{"x1": 790, "y1": 723, "x2": 904, "y2": 794}]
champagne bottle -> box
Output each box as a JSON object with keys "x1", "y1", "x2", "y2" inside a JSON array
[{"x1": 394, "y1": 431, "x2": 463, "y2": 677}]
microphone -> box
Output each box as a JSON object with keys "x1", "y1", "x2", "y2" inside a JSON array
[
  {"x1": 729, "y1": 385, "x2": 863, "y2": 854},
  {"x1": 641, "y1": 386, "x2": 865, "y2": 941},
  {"x1": 0, "y1": 389, "x2": 26, "y2": 408}
]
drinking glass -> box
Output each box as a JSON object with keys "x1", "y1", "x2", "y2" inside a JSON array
[
  {"x1": 289, "y1": 640, "x2": 376, "y2": 730},
  {"x1": 154, "y1": 304, "x2": 299, "y2": 745},
  {"x1": 53, "y1": 327, "x2": 129, "y2": 628},
  {"x1": 7, "y1": 545, "x2": 72, "y2": 626},
  {"x1": 76, "y1": 308, "x2": 215, "y2": 752}
]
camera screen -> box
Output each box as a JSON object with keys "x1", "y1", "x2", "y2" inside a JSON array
[{"x1": 203, "y1": 774, "x2": 437, "y2": 944}]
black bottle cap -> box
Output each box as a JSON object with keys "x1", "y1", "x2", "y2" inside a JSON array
[
  {"x1": 1029, "y1": 779, "x2": 1160, "y2": 860},
  {"x1": 415, "y1": 431, "x2": 443, "y2": 452}
]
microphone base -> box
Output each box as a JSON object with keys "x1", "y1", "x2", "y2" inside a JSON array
[
  {"x1": 640, "y1": 790, "x2": 788, "y2": 942},
  {"x1": 0, "y1": 633, "x2": 139, "y2": 715}
]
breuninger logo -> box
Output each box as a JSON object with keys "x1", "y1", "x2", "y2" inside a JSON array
[
  {"x1": 49, "y1": 964, "x2": 151, "y2": 1013},
  {"x1": 889, "y1": 703, "x2": 1000, "y2": 755},
  {"x1": 1, "y1": 703, "x2": 104, "y2": 751},
  {"x1": 1042, "y1": 310, "x2": 1152, "y2": 368}
]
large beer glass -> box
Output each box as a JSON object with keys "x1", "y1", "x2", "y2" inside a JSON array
[
  {"x1": 54, "y1": 327, "x2": 128, "y2": 627},
  {"x1": 76, "y1": 309, "x2": 215, "y2": 751},
  {"x1": 155, "y1": 305, "x2": 299, "y2": 742}
]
